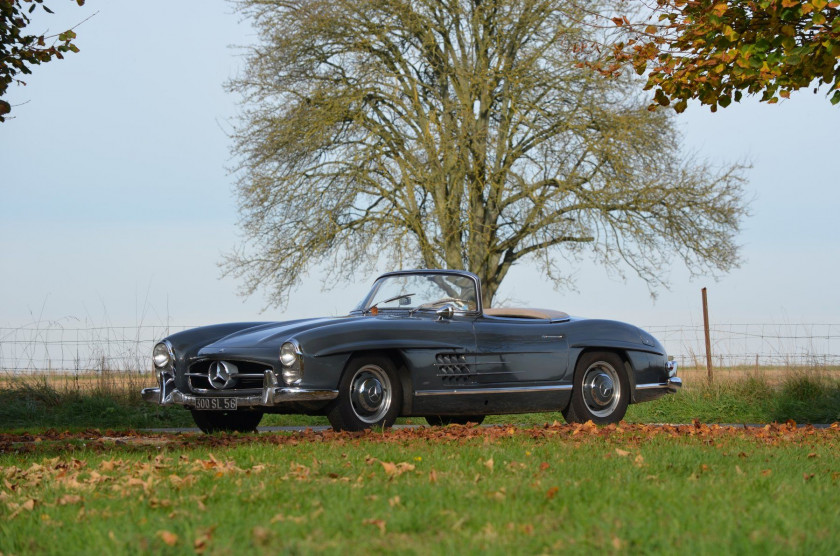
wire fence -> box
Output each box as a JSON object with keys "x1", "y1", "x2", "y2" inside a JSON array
[
  {"x1": 646, "y1": 324, "x2": 840, "y2": 368},
  {"x1": 0, "y1": 325, "x2": 192, "y2": 375},
  {"x1": 0, "y1": 322, "x2": 838, "y2": 374}
]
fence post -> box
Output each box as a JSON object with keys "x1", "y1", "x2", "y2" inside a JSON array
[{"x1": 702, "y1": 287, "x2": 713, "y2": 382}]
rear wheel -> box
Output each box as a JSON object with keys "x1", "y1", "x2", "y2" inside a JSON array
[
  {"x1": 190, "y1": 410, "x2": 263, "y2": 434},
  {"x1": 562, "y1": 352, "x2": 629, "y2": 425},
  {"x1": 327, "y1": 355, "x2": 402, "y2": 431},
  {"x1": 425, "y1": 415, "x2": 485, "y2": 427}
]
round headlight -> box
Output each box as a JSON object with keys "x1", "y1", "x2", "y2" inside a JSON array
[
  {"x1": 153, "y1": 342, "x2": 172, "y2": 368},
  {"x1": 280, "y1": 342, "x2": 298, "y2": 367}
]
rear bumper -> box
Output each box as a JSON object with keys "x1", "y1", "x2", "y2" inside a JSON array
[{"x1": 141, "y1": 370, "x2": 338, "y2": 408}]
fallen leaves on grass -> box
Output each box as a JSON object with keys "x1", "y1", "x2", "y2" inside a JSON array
[
  {"x1": 156, "y1": 530, "x2": 178, "y2": 547},
  {"x1": 194, "y1": 525, "x2": 216, "y2": 551},
  {"x1": 365, "y1": 456, "x2": 415, "y2": 478},
  {"x1": 2, "y1": 420, "x2": 838, "y2": 458},
  {"x1": 363, "y1": 518, "x2": 386, "y2": 534}
]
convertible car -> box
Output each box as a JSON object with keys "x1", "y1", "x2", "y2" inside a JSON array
[{"x1": 142, "y1": 269, "x2": 681, "y2": 432}]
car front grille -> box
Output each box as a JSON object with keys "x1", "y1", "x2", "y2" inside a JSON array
[{"x1": 186, "y1": 359, "x2": 274, "y2": 395}]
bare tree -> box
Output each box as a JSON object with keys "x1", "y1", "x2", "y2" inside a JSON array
[{"x1": 225, "y1": 0, "x2": 747, "y2": 307}]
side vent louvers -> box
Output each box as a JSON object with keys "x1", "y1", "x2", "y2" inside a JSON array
[{"x1": 436, "y1": 353, "x2": 473, "y2": 381}]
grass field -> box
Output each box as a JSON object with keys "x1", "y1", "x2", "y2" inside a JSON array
[
  {"x1": 1, "y1": 423, "x2": 839, "y2": 553},
  {"x1": 1, "y1": 369, "x2": 839, "y2": 553}
]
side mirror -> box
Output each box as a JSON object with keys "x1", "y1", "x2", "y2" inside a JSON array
[{"x1": 436, "y1": 304, "x2": 455, "y2": 321}]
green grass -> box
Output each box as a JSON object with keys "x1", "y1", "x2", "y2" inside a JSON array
[
  {"x1": 1, "y1": 425, "x2": 839, "y2": 554},
  {"x1": 2, "y1": 371, "x2": 839, "y2": 433},
  {"x1": 0, "y1": 377, "x2": 194, "y2": 431}
]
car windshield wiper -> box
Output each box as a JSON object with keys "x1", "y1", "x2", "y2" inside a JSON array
[{"x1": 365, "y1": 292, "x2": 415, "y2": 314}]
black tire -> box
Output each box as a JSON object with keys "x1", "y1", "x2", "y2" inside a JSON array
[
  {"x1": 191, "y1": 410, "x2": 263, "y2": 434},
  {"x1": 327, "y1": 355, "x2": 402, "y2": 431},
  {"x1": 425, "y1": 415, "x2": 485, "y2": 427},
  {"x1": 562, "y1": 351, "x2": 629, "y2": 425}
]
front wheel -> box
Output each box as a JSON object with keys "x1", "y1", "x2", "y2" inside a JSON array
[
  {"x1": 190, "y1": 410, "x2": 263, "y2": 434},
  {"x1": 327, "y1": 355, "x2": 402, "y2": 431},
  {"x1": 562, "y1": 352, "x2": 629, "y2": 425}
]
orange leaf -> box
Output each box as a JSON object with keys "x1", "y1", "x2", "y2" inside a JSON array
[
  {"x1": 363, "y1": 518, "x2": 386, "y2": 535},
  {"x1": 379, "y1": 461, "x2": 397, "y2": 475},
  {"x1": 157, "y1": 530, "x2": 179, "y2": 547},
  {"x1": 546, "y1": 486, "x2": 559, "y2": 499}
]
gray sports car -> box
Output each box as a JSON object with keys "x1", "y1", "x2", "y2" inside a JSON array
[{"x1": 142, "y1": 269, "x2": 681, "y2": 432}]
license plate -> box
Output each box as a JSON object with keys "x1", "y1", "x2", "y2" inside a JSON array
[{"x1": 194, "y1": 398, "x2": 238, "y2": 410}]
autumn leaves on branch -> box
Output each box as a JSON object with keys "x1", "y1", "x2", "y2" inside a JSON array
[
  {"x1": 604, "y1": 0, "x2": 840, "y2": 112},
  {"x1": 0, "y1": 0, "x2": 85, "y2": 121}
]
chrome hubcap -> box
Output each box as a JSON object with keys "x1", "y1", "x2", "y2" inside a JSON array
[
  {"x1": 350, "y1": 365, "x2": 392, "y2": 424},
  {"x1": 582, "y1": 361, "x2": 620, "y2": 417}
]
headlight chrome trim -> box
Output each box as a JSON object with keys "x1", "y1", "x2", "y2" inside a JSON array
[
  {"x1": 279, "y1": 339, "x2": 304, "y2": 385},
  {"x1": 153, "y1": 340, "x2": 175, "y2": 370}
]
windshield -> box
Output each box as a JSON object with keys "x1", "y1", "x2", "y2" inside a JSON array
[{"x1": 355, "y1": 273, "x2": 478, "y2": 313}]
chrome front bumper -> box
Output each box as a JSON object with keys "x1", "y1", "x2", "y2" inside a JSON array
[
  {"x1": 141, "y1": 369, "x2": 338, "y2": 408},
  {"x1": 633, "y1": 376, "x2": 682, "y2": 403},
  {"x1": 636, "y1": 377, "x2": 683, "y2": 392}
]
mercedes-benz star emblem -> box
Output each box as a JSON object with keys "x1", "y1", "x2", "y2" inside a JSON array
[{"x1": 208, "y1": 361, "x2": 239, "y2": 390}]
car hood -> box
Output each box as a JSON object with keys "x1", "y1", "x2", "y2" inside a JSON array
[{"x1": 202, "y1": 316, "x2": 357, "y2": 351}]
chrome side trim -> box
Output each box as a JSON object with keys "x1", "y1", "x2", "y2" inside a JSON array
[
  {"x1": 415, "y1": 384, "x2": 573, "y2": 397},
  {"x1": 636, "y1": 377, "x2": 682, "y2": 393}
]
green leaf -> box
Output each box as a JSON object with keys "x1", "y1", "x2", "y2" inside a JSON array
[{"x1": 831, "y1": 90, "x2": 840, "y2": 105}]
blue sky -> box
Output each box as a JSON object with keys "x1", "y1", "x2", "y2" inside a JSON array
[{"x1": 1, "y1": 1, "x2": 837, "y2": 330}]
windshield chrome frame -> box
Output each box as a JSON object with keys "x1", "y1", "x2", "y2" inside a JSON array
[{"x1": 352, "y1": 269, "x2": 483, "y2": 316}]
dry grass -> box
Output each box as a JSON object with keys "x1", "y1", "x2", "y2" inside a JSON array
[
  {"x1": 678, "y1": 364, "x2": 840, "y2": 387},
  {"x1": 0, "y1": 370, "x2": 156, "y2": 400}
]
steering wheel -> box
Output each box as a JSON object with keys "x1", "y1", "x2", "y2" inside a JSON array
[{"x1": 418, "y1": 297, "x2": 469, "y2": 310}]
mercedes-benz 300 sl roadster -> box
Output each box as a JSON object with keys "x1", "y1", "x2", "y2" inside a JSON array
[{"x1": 142, "y1": 269, "x2": 681, "y2": 432}]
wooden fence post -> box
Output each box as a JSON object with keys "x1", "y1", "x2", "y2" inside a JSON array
[{"x1": 702, "y1": 287, "x2": 713, "y2": 382}]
